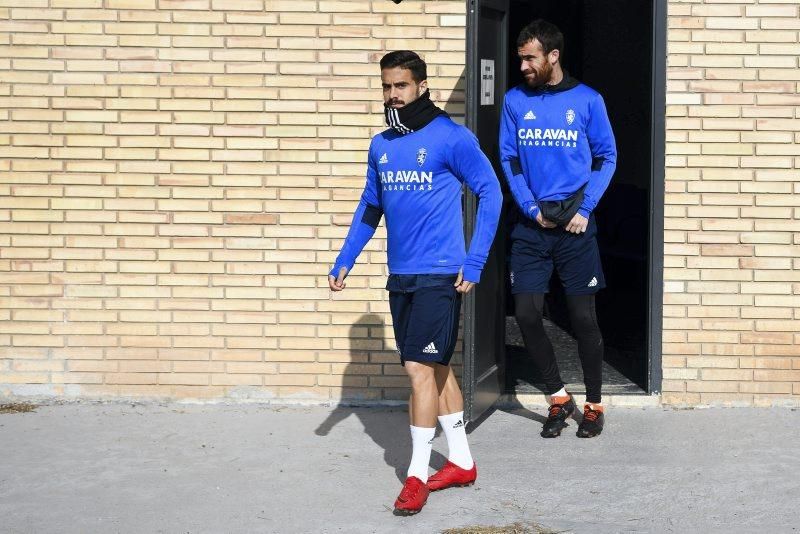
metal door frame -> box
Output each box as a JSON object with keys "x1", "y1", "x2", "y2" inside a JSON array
[
  {"x1": 647, "y1": 0, "x2": 667, "y2": 395},
  {"x1": 463, "y1": 0, "x2": 509, "y2": 420}
]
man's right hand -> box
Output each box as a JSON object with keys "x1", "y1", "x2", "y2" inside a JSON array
[
  {"x1": 535, "y1": 211, "x2": 557, "y2": 229},
  {"x1": 328, "y1": 266, "x2": 348, "y2": 292}
]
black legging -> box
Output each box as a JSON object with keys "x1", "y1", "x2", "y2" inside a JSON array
[{"x1": 514, "y1": 293, "x2": 604, "y2": 404}]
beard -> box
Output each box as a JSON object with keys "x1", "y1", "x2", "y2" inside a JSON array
[{"x1": 523, "y1": 61, "x2": 554, "y2": 88}]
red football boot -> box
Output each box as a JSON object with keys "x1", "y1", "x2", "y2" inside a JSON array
[
  {"x1": 393, "y1": 476, "x2": 430, "y2": 515},
  {"x1": 427, "y1": 460, "x2": 477, "y2": 491}
]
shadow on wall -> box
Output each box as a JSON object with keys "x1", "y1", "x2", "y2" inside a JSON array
[
  {"x1": 315, "y1": 314, "x2": 447, "y2": 482},
  {"x1": 441, "y1": 68, "x2": 466, "y2": 122}
]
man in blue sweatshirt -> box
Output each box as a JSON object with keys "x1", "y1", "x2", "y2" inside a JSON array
[
  {"x1": 500, "y1": 20, "x2": 617, "y2": 439},
  {"x1": 329, "y1": 51, "x2": 502, "y2": 514}
]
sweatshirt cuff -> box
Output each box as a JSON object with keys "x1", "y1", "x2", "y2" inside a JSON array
[
  {"x1": 578, "y1": 207, "x2": 591, "y2": 218},
  {"x1": 525, "y1": 202, "x2": 540, "y2": 220},
  {"x1": 329, "y1": 262, "x2": 351, "y2": 278},
  {"x1": 462, "y1": 266, "x2": 482, "y2": 284}
]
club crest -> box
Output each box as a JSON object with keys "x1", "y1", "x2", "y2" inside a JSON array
[
  {"x1": 416, "y1": 147, "x2": 427, "y2": 166},
  {"x1": 566, "y1": 109, "x2": 575, "y2": 125}
]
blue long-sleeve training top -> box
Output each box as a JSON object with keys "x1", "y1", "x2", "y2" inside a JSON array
[
  {"x1": 499, "y1": 77, "x2": 617, "y2": 220},
  {"x1": 331, "y1": 115, "x2": 502, "y2": 283}
]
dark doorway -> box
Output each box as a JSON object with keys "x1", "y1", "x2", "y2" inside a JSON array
[{"x1": 466, "y1": 0, "x2": 665, "y2": 409}]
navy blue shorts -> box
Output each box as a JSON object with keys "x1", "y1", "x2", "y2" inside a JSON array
[
  {"x1": 387, "y1": 274, "x2": 461, "y2": 366},
  {"x1": 509, "y1": 214, "x2": 605, "y2": 296}
]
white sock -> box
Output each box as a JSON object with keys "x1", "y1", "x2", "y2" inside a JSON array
[
  {"x1": 551, "y1": 387, "x2": 568, "y2": 398},
  {"x1": 438, "y1": 411, "x2": 474, "y2": 470},
  {"x1": 407, "y1": 425, "x2": 435, "y2": 483}
]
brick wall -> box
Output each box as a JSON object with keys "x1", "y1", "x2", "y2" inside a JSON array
[
  {"x1": 0, "y1": 0, "x2": 466, "y2": 402},
  {"x1": 662, "y1": 0, "x2": 800, "y2": 406},
  {"x1": 2, "y1": 0, "x2": 799, "y2": 406}
]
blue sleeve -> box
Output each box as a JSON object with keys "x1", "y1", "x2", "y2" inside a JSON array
[
  {"x1": 499, "y1": 93, "x2": 539, "y2": 220},
  {"x1": 447, "y1": 127, "x2": 502, "y2": 284},
  {"x1": 330, "y1": 148, "x2": 383, "y2": 278},
  {"x1": 579, "y1": 94, "x2": 617, "y2": 217}
]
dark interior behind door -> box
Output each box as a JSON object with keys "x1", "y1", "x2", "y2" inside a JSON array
[{"x1": 504, "y1": 0, "x2": 664, "y2": 394}]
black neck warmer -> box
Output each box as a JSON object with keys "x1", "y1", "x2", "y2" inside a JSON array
[
  {"x1": 384, "y1": 90, "x2": 448, "y2": 135},
  {"x1": 530, "y1": 71, "x2": 580, "y2": 94}
]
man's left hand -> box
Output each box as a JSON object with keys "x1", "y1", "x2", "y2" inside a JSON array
[
  {"x1": 565, "y1": 213, "x2": 589, "y2": 234},
  {"x1": 454, "y1": 270, "x2": 475, "y2": 294}
]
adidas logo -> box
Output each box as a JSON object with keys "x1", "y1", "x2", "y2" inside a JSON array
[
  {"x1": 422, "y1": 342, "x2": 438, "y2": 354},
  {"x1": 523, "y1": 110, "x2": 536, "y2": 120},
  {"x1": 588, "y1": 277, "x2": 598, "y2": 288},
  {"x1": 453, "y1": 420, "x2": 464, "y2": 429},
  {"x1": 378, "y1": 153, "x2": 388, "y2": 164}
]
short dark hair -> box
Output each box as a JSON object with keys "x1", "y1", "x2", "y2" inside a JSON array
[
  {"x1": 379, "y1": 50, "x2": 427, "y2": 83},
  {"x1": 516, "y1": 19, "x2": 564, "y2": 58}
]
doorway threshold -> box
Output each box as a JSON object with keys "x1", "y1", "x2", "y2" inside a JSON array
[
  {"x1": 499, "y1": 389, "x2": 661, "y2": 409},
  {"x1": 512, "y1": 382, "x2": 646, "y2": 396}
]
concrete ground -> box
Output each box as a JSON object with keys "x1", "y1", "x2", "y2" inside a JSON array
[{"x1": 1, "y1": 402, "x2": 798, "y2": 534}]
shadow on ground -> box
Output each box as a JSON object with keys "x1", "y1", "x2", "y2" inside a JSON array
[{"x1": 315, "y1": 314, "x2": 447, "y2": 482}]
